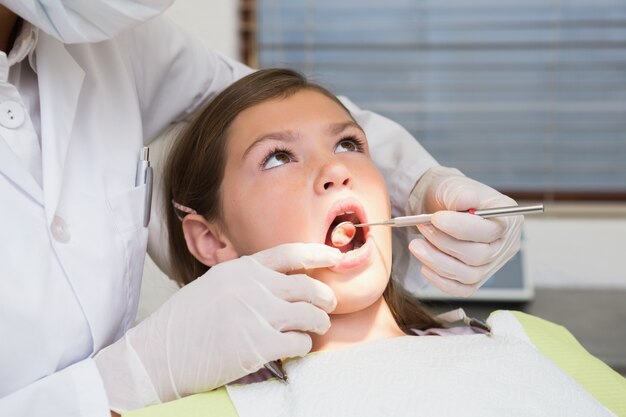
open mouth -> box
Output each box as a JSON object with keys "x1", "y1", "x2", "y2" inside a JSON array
[{"x1": 324, "y1": 210, "x2": 367, "y2": 253}]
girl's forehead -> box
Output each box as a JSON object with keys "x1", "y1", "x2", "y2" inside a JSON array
[
  {"x1": 237, "y1": 89, "x2": 349, "y2": 124},
  {"x1": 228, "y1": 91, "x2": 355, "y2": 148}
]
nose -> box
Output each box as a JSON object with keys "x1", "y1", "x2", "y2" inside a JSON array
[{"x1": 315, "y1": 160, "x2": 353, "y2": 194}]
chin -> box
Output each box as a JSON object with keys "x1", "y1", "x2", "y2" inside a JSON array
[
  {"x1": 332, "y1": 285, "x2": 386, "y2": 315},
  {"x1": 313, "y1": 264, "x2": 389, "y2": 315}
]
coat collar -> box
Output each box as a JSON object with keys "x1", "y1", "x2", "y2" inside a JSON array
[
  {"x1": 36, "y1": 33, "x2": 85, "y2": 221},
  {"x1": 6, "y1": 20, "x2": 38, "y2": 69}
]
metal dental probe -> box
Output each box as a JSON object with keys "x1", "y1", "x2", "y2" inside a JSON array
[
  {"x1": 353, "y1": 203, "x2": 544, "y2": 228},
  {"x1": 330, "y1": 204, "x2": 544, "y2": 247}
]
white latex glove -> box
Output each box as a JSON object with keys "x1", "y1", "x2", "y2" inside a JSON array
[
  {"x1": 407, "y1": 166, "x2": 523, "y2": 297},
  {"x1": 95, "y1": 243, "x2": 341, "y2": 412}
]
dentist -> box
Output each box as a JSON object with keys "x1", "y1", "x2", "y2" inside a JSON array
[{"x1": 0, "y1": 1, "x2": 522, "y2": 415}]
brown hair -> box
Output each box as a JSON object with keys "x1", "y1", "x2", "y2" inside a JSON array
[{"x1": 165, "y1": 68, "x2": 441, "y2": 332}]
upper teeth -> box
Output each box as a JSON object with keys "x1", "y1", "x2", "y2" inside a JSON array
[{"x1": 338, "y1": 211, "x2": 355, "y2": 216}]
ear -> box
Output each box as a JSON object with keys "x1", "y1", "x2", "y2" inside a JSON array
[{"x1": 182, "y1": 214, "x2": 239, "y2": 267}]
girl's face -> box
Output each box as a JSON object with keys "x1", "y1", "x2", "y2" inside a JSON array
[{"x1": 220, "y1": 89, "x2": 392, "y2": 314}]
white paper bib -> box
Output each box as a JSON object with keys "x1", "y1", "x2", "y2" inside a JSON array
[{"x1": 227, "y1": 332, "x2": 612, "y2": 417}]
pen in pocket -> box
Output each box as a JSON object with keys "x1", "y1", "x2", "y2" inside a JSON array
[{"x1": 135, "y1": 147, "x2": 153, "y2": 227}]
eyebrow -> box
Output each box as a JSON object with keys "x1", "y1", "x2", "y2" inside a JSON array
[
  {"x1": 242, "y1": 130, "x2": 299, "y2": 160},
  {"x1": 327, "y1": 121, "x2": 364, "y2": 136},
  {"x1": 242, "y1": 120, "x2": 365, "y2": 160}
]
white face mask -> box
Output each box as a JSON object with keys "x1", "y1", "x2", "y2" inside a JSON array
[{"x1": 3, "y1": 0, "x2": 174, "y2": 43}]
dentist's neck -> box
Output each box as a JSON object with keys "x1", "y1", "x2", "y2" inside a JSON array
[
  {"x1": 0, "y1": 6, "x2": 19, "y2": 54},
  {"x1": 311, "y1": 296, "x2": 405, "y2": 352}
]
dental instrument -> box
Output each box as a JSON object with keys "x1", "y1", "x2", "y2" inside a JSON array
[
  {"x1": 265, "y1": 360, "x2": 288, "y2": 383},
  {"x1": 330, "y1": 204, "x2": 543, "y2": 247}
]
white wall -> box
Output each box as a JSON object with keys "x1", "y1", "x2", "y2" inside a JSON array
[
  {"x1": 138, "y1": 3, "x2": 626, "y2": 321},
  {"x1": 165, "y1": 0, "x2": 239, "y2": 58},
  {"x1": 524, "y1": 210, "x2": 626, "y2": 288}
]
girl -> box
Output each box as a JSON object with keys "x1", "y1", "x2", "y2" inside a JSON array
[
  {"x1": 129, "y1": 69, "x2": 622, "y2": 417},
  {"x1": 165, "y1": 68, "x2": 443, "y2": 352}
]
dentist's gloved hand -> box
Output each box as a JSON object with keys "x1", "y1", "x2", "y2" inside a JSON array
[
  {"x1": 95, "y1": 243, "x2": 340, "y2": 412},
  {"x1": 407, "y1": 166, "x2": 523, "y2": 297}
]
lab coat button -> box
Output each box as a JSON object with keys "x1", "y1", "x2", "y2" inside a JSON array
[
  {"x1": 51, "y1": 216, "x2": 71, "y2": 243},
  {"x1": 0, "y1": 101, "x2": 25, "y2": 129}
]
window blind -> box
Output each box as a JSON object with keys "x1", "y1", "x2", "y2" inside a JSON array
[{"x1": 253, "y1": 0, "x2": 626, "y2": 199}]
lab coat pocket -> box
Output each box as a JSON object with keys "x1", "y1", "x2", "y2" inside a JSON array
[
  {"x1": 108, "y1": 184, "x2": 148, "y2": 234},
  {"x1": 106, "y1": 184, "x2": 149, "y2": 331}
]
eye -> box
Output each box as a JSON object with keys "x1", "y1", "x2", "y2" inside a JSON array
[
  {"x1": 261, "y1": 148, "x2": 295, "y2": 170},
  {"x1": 335, "y1": 136, "x2": 365, "y2": 154}
]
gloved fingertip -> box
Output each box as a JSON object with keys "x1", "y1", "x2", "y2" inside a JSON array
[
  {"x1": 409, "y1": 239, "x2": 429, "y2": 261},
  {"x1": 317, "y1": 294, "x2": 337, "y2": 315},
  {"x1": 325, "y1": 294, "x2": 338, "y2": 314},
  {"x1": 325, "y1": 247, "x2": 343, "y2": 262},
  {"x1": 314, "y1": 323, "x2": 332, "y2": 336},
  {"x1": 308, "y1": 312, "x2": 332, "y2": 335}
]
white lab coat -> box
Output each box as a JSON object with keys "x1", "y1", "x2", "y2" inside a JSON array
[{"x1": 0, "y1": 13, "x2": 437, "y2": 417}]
